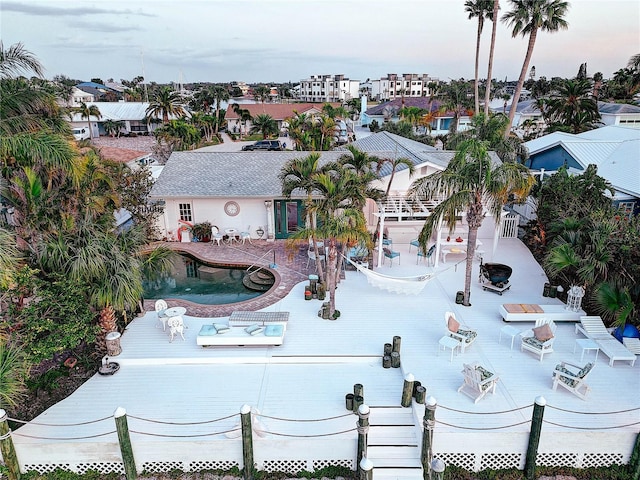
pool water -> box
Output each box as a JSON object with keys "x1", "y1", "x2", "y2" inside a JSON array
[{"x1": 143, "y1": 254, "x2": 264, "y2": 305}]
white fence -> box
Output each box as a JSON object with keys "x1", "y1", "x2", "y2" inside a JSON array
[{"x1": 500, "y1": 213, "x2": 520, "y2": 238}]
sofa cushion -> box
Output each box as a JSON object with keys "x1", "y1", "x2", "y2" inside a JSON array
[
  {"x1": 213, "y1": 323, "x2": 230, "y2": 334},
  {"x1": 198, "y1": 325, "x2": 217, "y2": 336},
  {"x1": 245, "y1": 324, "x2": 264, "y2": 335},
  {"x1": 448, "y1": 315, "x2": 460, "y2": 333},
  {"x1": 533, "y1": 324, "x2": 554, "y2": 342},
  {"x1": 264, "y1": 324, "x2": 284, "y2": 337}
]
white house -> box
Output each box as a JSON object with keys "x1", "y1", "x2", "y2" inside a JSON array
[
  {"x1": 298, "y1": 74, "x2": 360, "y2": 103},
  {"x1": 370, "y1": 73, "x2": 439, "y2": 101}
]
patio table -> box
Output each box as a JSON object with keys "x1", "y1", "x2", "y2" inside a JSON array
[{"x1": 225, "y1": 228, "x2": 239, "y2": 244}]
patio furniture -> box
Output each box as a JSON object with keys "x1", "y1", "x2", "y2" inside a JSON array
[
  {"x1": 623, "y1": 337, "x2": 640, "y2": 355},
  {"x1": 210, "y1": 226, "x2": 223, "y2": 246},
  {"x1": 441, "y1": 247, "x2": 465, "y2": 264},
  {"x1": 458, "y1": 362, "x2": 499, "y2": 403},
  {"x1": 499, "y1": 303, "x2": 585, "y2": 322},
  {"x1": 520, "y1": 318, "x2": 557, "y2": 361},
  {"x1": 499, "y1": 324, "x2": 521, "y2": 350},
  {"x1": 155, "y1": 299, "x2": 169, "y2": 330},
  {"x1": 409, "y1": 239, "x2": 420, "y2": 252},
  {"x1": 445, "y1": 311, "x2": 477, "y2": 354},
  {"x1": 383, "y1": 247, "x2": 400, "y2": 266},
  {"x1": 576, "y1": 316, "x2": 636, "y2": 366},
  {"x1": 438, "y1": 335, "x2": 459, "y2": 362},
  {"x1": 167, "y1": 316, "x2": 185, "y2": 342},
  {"x1": 417, "y1": 244, "x2": 436, "y2": 265},
  {"x1": 224, "y1": 228, "x2": 239, "y2": 244},
  {"x1": 479, "y1": 262, "x2": 512, "y2": 295},
  {"x1": 239, "y1": 225, "x2": 252, "y2": 244},
  {"x1": 575, "y1": 316, "x2": 612, "y2": 339},
  {"x1": 574, "y1": 338, "x2": 599, "y2": 362},
  {"x1": 197, "y1": 323, "x2": 286, "y2": 347},
  {"x1": 552, "y1": 361, "x2": 594, "y2": 400},
  {"x1": 228, "y1": 310, "x2": 290, "y2": 327}
]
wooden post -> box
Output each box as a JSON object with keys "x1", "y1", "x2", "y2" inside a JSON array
[
  {"x1": 392, "y1": 336, "x2": 401, "y2": 353},
  {"x1": 383, "y1": 343, "x2": 392, "y2": 355},
  {"x1": 630, "y1": 432, "x2": 640, "y2": 480},
  {"x1": 0, "y1": 409, "x2": 21, "y2": 480},
  {"x1": 401, "y1": 373, "x2": 414, "y2": 407},
  {"x1": 356, "y1": 404, "x2": 370, "y2": 474},
  {"x1": 391, "y1": 351, "x2": 401, "y2": 368},
  {"x1": 430, "y1": 458, "x2": 446, "y2": 480},
  {"x1": 421, "y1": 396, "x2": 437, "y2": 480},
  {"x1": 240, "y1": 404, "x2": 254, "y2": 480},
  {"x1": 412, "y1": 380, "x2": 422, "y2": 397},
  {"x1": 353, "y1": 395, "x2": 364, "y2": 414},
  {"x1": 359, "y1": 456, "x2": 373, "y2": 480},
  {"x1": 114, "y1": 407, "x2": 137, "y2": 480},
  {"x1": 524, "y1": 396, "x2": 546, "y2": 480},
  {"x1": 354, "y1": 383, "x2": 364, "y2": 400},
  {"x1": 415, "y1": 386, "x2": 426, "y2": 404},
  {"x1": 382, "y1": 355, "x2": 392, "y2": 368}
]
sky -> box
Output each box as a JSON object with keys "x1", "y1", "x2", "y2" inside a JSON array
[{"x1": 2, "y1": 0, "x2": 639, "y2": 85}]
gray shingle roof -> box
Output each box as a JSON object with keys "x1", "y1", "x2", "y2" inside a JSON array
[{"x1": 149, "y1": 151, "x2": 346, "y2": 198}]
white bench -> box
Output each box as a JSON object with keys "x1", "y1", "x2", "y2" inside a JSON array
[{"x1": 197, "y1": 323, "x2": 286, "y2": 347}]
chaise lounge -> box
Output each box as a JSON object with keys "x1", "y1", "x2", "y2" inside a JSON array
[{"x1": 197, "y1": 311, "x2": 289, "y2": 347}]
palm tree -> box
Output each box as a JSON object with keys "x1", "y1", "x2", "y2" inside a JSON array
[
  {"x1": 253, "y1": 85, "x2": 271, "y2": 103},
  {"x1": 250, "y1": 114, "x2": 278, "y2": 139},
  {"x1": 484, "y1": 0, "x2": 501, "y2": 117},
  {"x1": 103, "y1": 119, "x2": 125, "y2": 137},
  {"x1": 440, "y1": 80, "x2": 474, "y2": 134},
  {"x1": 465, "y1": 0, "x2": 493, "y2": 115},
  {"x1": 544, "y1": 78, "x2": 601, "y2": 134},
  {"x1": 212, "y1": 85, "x2": 229, "y2": 134},
  {"x1": 145, "y1": 86, "x2": 186, "y2": 124},
  {"x1": 231, "y1": 103, "x2": 252, "y2": 139},
  {"x1": 409, "y1": 138, "x2": 535, "y2": 305},
  {"x1": 0, "y1": 41, "x2": 44, "y2": 79},
  {"x1": 501, "y1": 0, "x2": 570, "y2": 139},
  {"x1": 74, "y1": 102, "x2": 101, "y2": 140}
]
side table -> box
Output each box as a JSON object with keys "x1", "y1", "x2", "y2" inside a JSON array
[
  {"x1": 438, "y1": 335, "x2": 460, "y2": 362},
  {"x1": 574, "y1": 338, "x2": 599, "y2": 362},
  {"x1": 499, "y1": 325, "x2": 521, "y2": 350}
]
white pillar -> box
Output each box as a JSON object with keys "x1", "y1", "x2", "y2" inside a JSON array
[{"x1": 264, "y1": 200, "x2": 274, "y2": 241}]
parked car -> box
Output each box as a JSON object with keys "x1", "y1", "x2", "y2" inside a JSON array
[
  {"x1": 242, "y1": 140, "x2": 283, "y2": 151},
  {"x1": 73, "y1": 127, "x2": 90, "y2": 140}
]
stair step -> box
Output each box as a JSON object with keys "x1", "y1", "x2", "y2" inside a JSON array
[
  {"x1": 368, "y1": 445, "x2": 421, "y2": 459},
  {"x1": 369, "y1": 467, "x2": 423, "y2": 480}
]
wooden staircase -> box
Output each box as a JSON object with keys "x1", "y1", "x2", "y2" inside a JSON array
[{"x1": 366, "y1": 406, "x2": 423, "y2": 480}]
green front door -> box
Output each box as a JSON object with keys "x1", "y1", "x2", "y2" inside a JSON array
[{"x1": 274, "y1": 200, "x2": 304, "y2": 239}]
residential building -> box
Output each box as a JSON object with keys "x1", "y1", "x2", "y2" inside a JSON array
[
  {"x1": 524, "y1": 126, "x2": 640, "y2": 217},
  {"x1": 298, "y1": 74, "x2": 360, "y2": 103},
  {"x1": 371, "y1": 74, "x2": 439, "y2": 101}
]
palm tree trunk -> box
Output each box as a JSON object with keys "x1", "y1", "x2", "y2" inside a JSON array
[
  {"x1": 474, "y1": 20, "x2": 482, "y2": 115},
  {"x1": 505, "y1": 29, "x2": 538, "y2": 139},
  {"x1": 327, "y1": 241, "x2": 338, "y2": 318},
  {"x1": 484, "y1": 0, "x2": 499, "y2": 117},
  {"x1": 463, "y1": 226, "x2": 480, "y2": 306}
]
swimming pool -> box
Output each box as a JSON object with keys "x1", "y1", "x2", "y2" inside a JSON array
[{"x1": 143, "y1": 253, "x2": 272, "y2": 305}]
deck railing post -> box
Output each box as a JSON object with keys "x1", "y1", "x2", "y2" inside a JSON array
[
  {"x1": 356, "y1": 404, "x2": 370, "y2": 475},
  {"x1": 524, "y1": 396, "x2": 546, "y2": 480},
  {"x1": 0, "y1": 409, "x2": 21, "y2": 480},
  {"x1": 421, "y1": 396, "x2": 437, "y2": 480},
  {"x1": 113, "y1": 407, "x2": 137, "y2": 480},
  {"x1": 359, "y1": 456, "x2": 373, "y2": 480},
  {"x1": 240, "y1": 404, "x2": 254, "y2": 480},
  {"x1": 353, "y1": 384, "x2": 364, "y2": 412},
  {"x1": 430, "y1": 458, "x2": 446, "y2": 480},
  {"x1": 401, "y1": 373, "x2": 415, "y2": 407}
]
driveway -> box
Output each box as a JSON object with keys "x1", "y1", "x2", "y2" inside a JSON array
[{"x1": 196, "y1": 132, "x2": 292, "y2": 152}]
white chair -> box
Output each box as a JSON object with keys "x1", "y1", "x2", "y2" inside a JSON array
[
  {"x1": 458, "y1": 362, "x2": 499, "y2": 403},
  {"x1": 383, "y1": 247, "x2": 400, "y2": 266},
  {"x1": 417, "y1": 244, "x2": 436, "y2": 265},
  {"x1": 155, "y1": 299, "x2": 169, "y2": 330},
  {"x1": 520, "y1": 318, "x2": 557, "y2": 361},
  {"x1": 167, "y1": 316, "x2": 185, "y2": 342},
  {"x1": 239, "y1": 225, "x2": 252, "y2": 244},
  {"x1": 210, "y1": 226, "x2": 223, "y2": 246},
  {"x1": 552, "y1": 361, "x2": 593, "y2": 400},
  {"x1": 445, "y1": 311, "x2": 477, "y2": 354}
]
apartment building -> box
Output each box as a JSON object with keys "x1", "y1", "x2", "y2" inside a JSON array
[
  {"x1": 298, "y1": 74, "x2": 360, "y2": 103},
  {"x1": 371, "y1": 73, "x2": 439, "y2": 101}
]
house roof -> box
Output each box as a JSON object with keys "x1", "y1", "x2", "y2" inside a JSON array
[
  {"x1": 68, "y1": 102, "x2": 187, "y2": 122},
  {"x1": 597, "y1": 101, "x2": 640, "y2": 115},
  {"x1": 525, "y1": 126, "x2": 640, "y2": 197},
  {"x1": 224, "y1": 103, "x2": 338, "y2": 121},
  {"x1": 149, "y1": 151, "x2": 346, "y2": 198}
]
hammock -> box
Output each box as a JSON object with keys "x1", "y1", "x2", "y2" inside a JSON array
[{"x1": 344, "y1": 256, "x2": 435, "y2": 295}]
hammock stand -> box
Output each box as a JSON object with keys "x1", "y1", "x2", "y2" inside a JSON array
[{"x1": 343, "y1": 255, "x2": 462, "y2": 296}]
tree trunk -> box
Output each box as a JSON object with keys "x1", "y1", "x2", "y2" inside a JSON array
[
  {"x1": 463, "y1": 199, "x2": 484, "y2": 306},
  {"x1": 505, "y1": 29, "x2": 538, "y2": 139},
  {"x1": 474, "y1": 19, "x2": 483, "y2": 115},
  {"x1": 327, "y1": 241, "x2": 338, "y2": 318},
  {"x1": 484, "y1": 0, "x2": 500, "y2": 117}
]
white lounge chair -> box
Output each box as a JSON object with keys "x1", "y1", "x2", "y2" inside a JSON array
[
  {"x1": 623, "y1": 337, "x2": 640, "y2": 355},
  {"x1": 552, "y1": 361, "x2": 594, "y2": 400},
  {"x1": 520, "y1": 318, "x2": 557, "y2": 361},
  {"x1": 167, "y1": 316, "x2": 185, "y2": 342},
  {"x1": 575, "y1": 316, "x2": 611, "y2": 339},
  {"x1": 458, "y1": 362, "x2": 499, "y2": 403},
  {"x1": 576, "y1": 316, "x2": 636, "y2": 366},
  {"x1": 445, "y1": 311, "x2": 477, "y2": 354},
  {"x1": 210, "y1": 226, "x2": 223, "y2": 246}
]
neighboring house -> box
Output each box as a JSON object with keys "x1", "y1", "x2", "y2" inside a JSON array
[
  {"x1": 298, "y1": 74, "x2": 360, "y2": 103},
  {"x1": 75, "y1": 81, "x2": 121, "y2": 101},
  {"x1": 68, "y1": 102, "x2": 186, "y2": 137},
  {"x1": 225, "y1": 102, "x2": 338, "y2": 136},
  {"x1": 370, "y1": 73, "x2": 439, "y2": 101},
  {"x1": 524, "y1": 125, "x2": 640, "y2": 217},
  {"x1": 363, "y1": 97, "x2": 473, "y2": 136},
  {"x1": 69, "y1": 86, "x2": 96, "y2": 106},
  {"x1": 149, "y1": 132, "x2": 502, "y2": 244}
]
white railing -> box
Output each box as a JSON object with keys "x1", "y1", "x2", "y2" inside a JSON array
[
  {"x1": 500, "y1": 213, "x2": 520, "y2": 238},
  {"x1": 511, "y1": 196, "x2": 538, "y2": 222}
]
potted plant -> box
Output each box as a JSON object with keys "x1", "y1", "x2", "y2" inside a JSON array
[{"x1": 191, "y1": 222, "x2": 212, "y2": 242}]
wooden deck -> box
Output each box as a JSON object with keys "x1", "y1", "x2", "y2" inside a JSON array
[{"x1": 13, "y1": 238, "x2": 639, "y2": 475}]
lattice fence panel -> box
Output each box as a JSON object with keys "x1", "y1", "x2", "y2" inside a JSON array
[
  {"x1": 313, "y1": 459, "x2": 354, "y2": 470},
  {"x1": 537, "y1": 452, "x2": 577, "y2": 467},
  {"x1": 581, "y1": 453, "x2": 624, "y2": 468},
  {"x1": 143, "y1": 460, "x2": 184, "y2": 473},
  {"x1": 433, "y1": 452, "x2": 475, "y2": 472},
  {"x1": 190, "y1": 460, "x2": 239, "y2": 472},
  {"x1": 262, "y1": 459, "x2": 307, "y2": 474},
  {"x1": 76, "y1": 463, "x2": 125, "y2": 474},
  {"x1": 481, "y1": 452, "x2": 521, "y2": 470},
  {"x1": 24, "y1": 464, "x2": 71, "y2": 474}
]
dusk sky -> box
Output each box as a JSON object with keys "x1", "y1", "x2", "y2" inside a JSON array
[{"x1": 2, "y1": 0, "x2": 639, "y2": 85}]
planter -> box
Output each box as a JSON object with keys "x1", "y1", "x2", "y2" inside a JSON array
[{"x1": 64, "y1": 357, "x2": 77, "y2": 368}]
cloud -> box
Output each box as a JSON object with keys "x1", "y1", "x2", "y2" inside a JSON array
[
  {"x1": 72, "y1": 20, "x2": 142, "y2": 33},
  {"x1": 1, "y1": 1, "x2": 156, "y2": 17}
]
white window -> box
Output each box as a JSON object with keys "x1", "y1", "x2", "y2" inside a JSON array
[{"x1": 179, "y1": 203, "x2": 193, "y2": 222}]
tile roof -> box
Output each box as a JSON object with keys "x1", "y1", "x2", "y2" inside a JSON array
[{"x1": 149, "y1": 151, "x2": 346, "y2": 198}]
